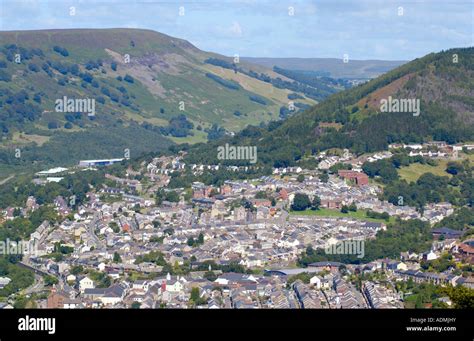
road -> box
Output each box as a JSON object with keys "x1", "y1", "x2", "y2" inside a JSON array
[
  {"x1": 0, "y1": 175, "x2": 14, "y2": 185},
  {"x1": 88, "y1": 212, "x2": 106, "y2": 250},
  {"x1": 23, "y1": 274, "x2": 45, "y2": 295}
]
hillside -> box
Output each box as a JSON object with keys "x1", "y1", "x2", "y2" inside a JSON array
[
  {"x1": 184, "y1": 47, "x2": 474, "y2": 167},
  {"x1": 242, "y1": 57, "x2": 407, "y2": 79},
  {"x1": 0, "y1": 28, "x2": 330, "y2": 175}
]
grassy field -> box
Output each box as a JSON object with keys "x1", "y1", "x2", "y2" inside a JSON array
[
  {"x1": 169, "y1": 129, "x2": 208, "y2": 144},
  {"x1": 464, "y1": 152, "x2": 474, "y2": 164},
  {"x1": 398, "y1": 161, "x2": 451, "y2": 183},
  {"x1": 201, "y1": 64, "x2": 316, "y2": 107},
  {"x1": 10, "y1": 132, "x2": 51, "y2": 146},
  {"x1": 154, "y1": 68, "x2": 289, "y2": 132},
  {"x1": 289, "y1": 208, "x2": 395, "y2": 224},
  {"x1": 398, "y1": 153, "x2": 474, "y2": 183}
]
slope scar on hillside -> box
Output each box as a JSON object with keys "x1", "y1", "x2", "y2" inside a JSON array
[
  {"x1": 357, "y1": 73, "x2": 415, "y2": 111},
  {"x1": 104, "y1": 48, "x2": 167, "y2": 98}
]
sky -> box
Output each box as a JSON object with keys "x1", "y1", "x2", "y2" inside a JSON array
[{"x1": 0, "y1": 0, "x2": 472, "y2": 60}]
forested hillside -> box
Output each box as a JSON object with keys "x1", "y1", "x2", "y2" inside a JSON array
[{"x1": 184, "y1": 47, "x2": 474, "y2": 167}]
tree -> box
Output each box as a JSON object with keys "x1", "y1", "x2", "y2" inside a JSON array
[
  {"x1": 291, "y1": 193, "x2": 311, "y2": 211},
  {"x1": 88, "y1": 270, "x2": 111, "y2": 288},
  {"x1": 28, "y1": 63, "x2": 39, "y2": 72},
  {"x1": 271, "y1": 198, "x2": 276, "y2": 206},
  {"x1": 187, "y1": 233, "x2": 204, "y2": 247},
  {"x1": 71, "y1": 265, "x2": 84, "y2": 275},
  {"x1": 150, "y1": 236, "x2": 164, "y2": 243},
  {"x1": 204, "y1": 271, "x2": 217, "y2": 282},
  {"x1": 297, "y1": 174, "x2": 305, "y2": 183},
  {"x1": 287, "y1": 272, "x2": 313, "y2": 285},
  {"x1": 165, "y1": 191, "x2": 180, "y2": 203},
  {"x1": 43, "y1": 274, "x2": 58, "y2": 286},
  {"x1": 189, "y1": 287, "x2": 207, "y2": 306},
  {"x1": 319, "y1": 173, "x2": 329, "y2": 183},
  {"x1": 113, "y1": 252, "x2": 122, "y2": 263},
  {"x1": 348, "y1": 203, "x2": 357, "y2": 212},
  {"x1": 190, "y1": 287, "x2": 200, "y2": 302},
  {"x1": 187, "y1": 237, "x2": 196, "y2": 247},
  {"x1": 124, "y1": 74, "x2": 134, "y2": 83},
  {"x1": 340, "y1": 205, "x2": 349, "y2": 213},
  {"x1": 13, "y1": 295, "x2": 30, "y2": 309},
  {"x1": 164, "y1": 228, "x2": 174, "y2": 236},
  {"x1": 47, "y1": 121, "x2": 59, "y2": 129},
  {"x1": 329, "y1": 161, "x2": 349, "y2": 172},
  {"x1": 440, "y1": 285, "x2": 474, "y2": 309},
  {"x1": 109, "y1": 222, "x2": 119, "y2": 233},
  {"x1": 446, "y1": 162, "x2": 464, "y2": 175},
  {"x1": 53, "y1": 45, "x2": 69, "y2": 57},
  {"x1": 311, "y1": 196, "x2": 321, "y2": 210},
  {"x1": 197, "y1": 233, "x2": 204, "y2": 244}
]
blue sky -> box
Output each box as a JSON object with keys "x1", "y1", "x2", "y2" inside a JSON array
[{"x1": 1, "y1": 0, "x2": 472, "y2": 60}]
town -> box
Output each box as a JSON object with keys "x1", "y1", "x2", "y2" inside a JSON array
[{"x1": 0, "y1": 141, "x2": 472, "y2": 310}]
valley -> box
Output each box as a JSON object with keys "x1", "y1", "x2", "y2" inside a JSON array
[{"x1": 1, "y1": 28, "x2": 380, "y2": 175}]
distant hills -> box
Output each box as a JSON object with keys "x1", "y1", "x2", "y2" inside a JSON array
[
  {"x1": 242, "y1": 57, "x2": 407, "y2": 79},
  {"x1": 185, "y1": 47, "x2": 474, "y2": 167}
]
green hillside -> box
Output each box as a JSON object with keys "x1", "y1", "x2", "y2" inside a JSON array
[
  {"x1": 184, "y1": 47, "x2": 474, "y2": 167},
  {"x1": 0, "y1": 28, "x2": 327, "y2": 175}
]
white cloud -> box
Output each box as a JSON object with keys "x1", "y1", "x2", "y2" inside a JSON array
[
  {"x1": 230, "y1": 21, "x2": 242, "y2": 37},
  {"x1": 0, "y1": 0, "x2": 471, "y2": 59}
]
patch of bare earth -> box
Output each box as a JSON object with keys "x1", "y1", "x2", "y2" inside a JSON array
[
  {"x1": 104, "y1": 48, "x2": 169, "y2": 98},
  {"x1": 319, "y1": 122, "x2": 343, "y2": 130},
  {"x1": 357, "y1": 73, "x2": 414, "y2": 110}
]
